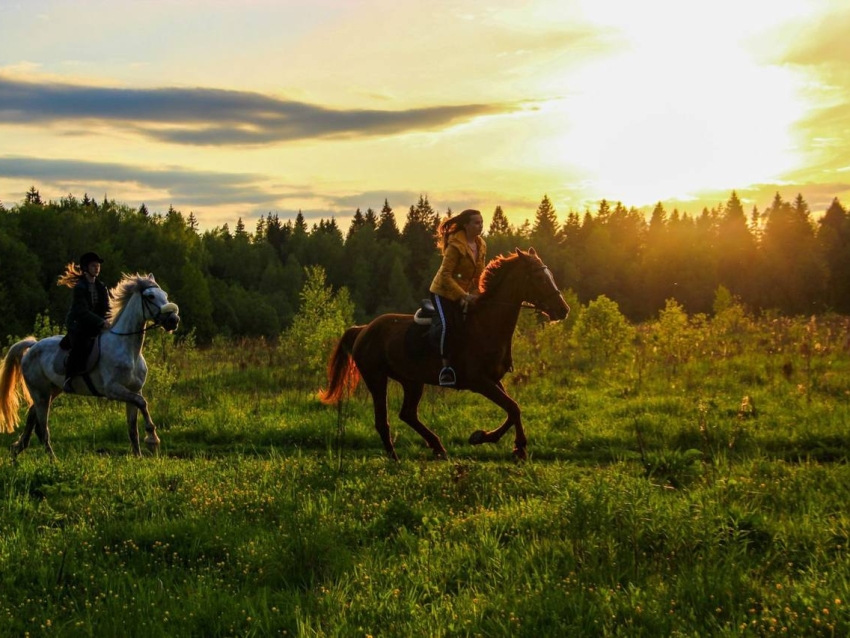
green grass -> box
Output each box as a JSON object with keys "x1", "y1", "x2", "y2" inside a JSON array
[{"x1": 1, "y1": 318, "x2": 849, "y2": 636}]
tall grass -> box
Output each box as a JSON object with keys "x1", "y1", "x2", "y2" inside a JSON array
[{"x1": 0, "y1": 308, "x2": 848, "y2": 636}]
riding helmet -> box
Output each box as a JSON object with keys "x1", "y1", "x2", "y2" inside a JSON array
[{"x1": 79, "y1": 252, "x2": 104, "y2": 268}]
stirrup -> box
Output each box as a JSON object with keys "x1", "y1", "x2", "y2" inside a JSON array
[
  {"x1": 438, "y1": 366, "x2": 456, "y2": 386},
  {"x1": 63, "y1": 377, "x2": 75, "y2": 393}
]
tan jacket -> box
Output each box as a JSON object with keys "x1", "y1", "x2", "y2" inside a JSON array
[{"x1": 429, "y1": 231, "x2": 487, "y2": 301}]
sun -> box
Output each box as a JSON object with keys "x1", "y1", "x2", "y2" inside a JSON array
[{"x1": 531, "y1": 0, "x2": 815, "y2": 206}]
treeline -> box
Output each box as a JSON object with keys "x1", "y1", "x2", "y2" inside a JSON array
[{"x1": 1, "y1": 187, "x2": 849, "y2": 343}]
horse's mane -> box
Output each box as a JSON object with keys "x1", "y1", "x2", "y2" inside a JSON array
[
  {"x1": 108, "y1": 274, "x2": 158, "y2": 324},
  {"x1": 479, "y1": 251, "x2": 523, "y2": 298}
]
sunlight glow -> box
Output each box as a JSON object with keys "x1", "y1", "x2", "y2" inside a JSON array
[{"x1": 533, "y1": 0, "x2": 817, "y2": 205}]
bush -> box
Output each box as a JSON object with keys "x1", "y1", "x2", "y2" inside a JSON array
[
  {"x1": 280, "y1": 266, "x2": 355, "y2": 386},
  {"x1": 573, "y1": 295, "x2": 634, "y2": 367}
]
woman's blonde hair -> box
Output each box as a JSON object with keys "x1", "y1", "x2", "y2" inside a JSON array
[
  {"x1": 435, "y1": 209, "x2": 482, "y2": 251},
  {"x1": 57, "y1": 262, "x2": 84, "y2": 288}
]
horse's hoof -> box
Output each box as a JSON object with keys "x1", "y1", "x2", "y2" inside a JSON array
[
  {"x1": 512, "y1": 446, "x2": 528, "y2": 461},
  {"x1": 468, "y1": 430, "x2": 487, "y2": 445},
  {"x1": 433, "y1": 448, "x2": 449, "y2": 461}
]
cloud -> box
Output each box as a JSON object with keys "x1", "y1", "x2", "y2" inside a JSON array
[
  {"x1": 0, "y1": 156, "x2": 279, "y2": 207},
  {"x1": 0, "y1": 75, "x2": 519, "y2": 146},
  {"x1": 771, "y1": 7, "x2": 850, "y2": 178},
  {"x1": 779, "y1": 7, "x2": 850, "y2": 72}
]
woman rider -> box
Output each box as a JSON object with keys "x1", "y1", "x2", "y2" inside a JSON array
[
  {"x1": 58, "y1": 252, "x2": 111, "y2": 393},
  {"x1": 428, "y1": 209, "x2": 486, "y2": 386}
]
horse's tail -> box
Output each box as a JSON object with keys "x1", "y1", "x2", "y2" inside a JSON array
[
  {"x1": 0, "y1": 338, "x2": 36, "y2": 434},
  {"x1": 319, "y1": 326, "x2": 364, "y2": 405}
]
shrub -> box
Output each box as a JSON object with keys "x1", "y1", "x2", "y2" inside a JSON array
[{"x1": 572, "y1": 295, "x2": 634, "y2": 367}]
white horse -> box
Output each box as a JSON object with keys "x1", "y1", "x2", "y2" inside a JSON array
[{"x1": 0, "y1": 273, "x2": 180, "y2": 459}]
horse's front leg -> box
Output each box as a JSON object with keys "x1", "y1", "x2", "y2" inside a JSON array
[
  {"x1": 467, "y1": 380, "x2": 527, "y2": 460},
  {"x1": 106, "y1": 384, "x2": 159, "y2": 453}
]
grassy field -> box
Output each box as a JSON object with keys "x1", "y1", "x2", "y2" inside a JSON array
[{"x1": 1, "y1": 310, "x2": 848, "y2": 636}]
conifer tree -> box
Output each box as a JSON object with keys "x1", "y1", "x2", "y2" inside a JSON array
[
  {"x1": 402, "y1": 195, "x2": 440, "y2": 293},
  {"x1": 817, "y1": 197, "x2": 850, "y2": 312},
  {"x1": 531, "y1": 195, "x2": 559, "y2": 242},
  {"x1": 489, "y1": 205, "x2": 511, "y2": 236},
  {"x1": 254, "y1": 215, "x2": 266, "y2": 242},
  {"x1": 717, "y1": 191, "x2": 757, "y2": 301},
  {"x1": 347, "y1": 208, "x2": 365, "y2": 241},
  {"x1": 376, "y1": 199, "x2": 400, "y2": 243},
  {"x1": 364, "y1": 207, "x2": 378, "y2": 227},
  {"x1": 760, "y1": 193, "x2": 824, "y2": 313},
  {"x1": 25, "y1": 186, "x2": 42, "y2": 205}
]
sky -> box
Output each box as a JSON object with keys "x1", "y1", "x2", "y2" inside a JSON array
[{"x1": 2, "y1": 0, "x2": 850, "y2": 231}]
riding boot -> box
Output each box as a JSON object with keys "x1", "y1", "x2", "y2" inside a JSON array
[{"x1": 64, "y1": 337, "x2": 84, "y2": 394}]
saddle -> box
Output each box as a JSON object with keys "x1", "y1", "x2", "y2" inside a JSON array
[
  {"x1": 405, "y1": 300, "x2": 443, "y2": 359},
  {"x1": 413, "y1": 298, "x2": 437, "y2": 325},
  {"x1": 53, "y1": 334, "x2": 103, "y2": 377}
]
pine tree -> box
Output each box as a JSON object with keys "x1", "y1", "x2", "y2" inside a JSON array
[
  {"x1": 364, "y1": 208, "x2": 378, "y2": 227},
  {"x1": 402, "y1": 195, "x2": 440, "y2": 292},
  {"x1": 347, "y1": 208, "x2": 365, "y2": 241},
  {"x1": 760, "y1": 193, "x2": 824, "y2": 313},
  {"x1": 531, "y1": 195, "x2": 559, "y2": 241},
  {"x1": 138, "y1": 203, "x2": 149, "y2": 217},
  {"x1": 817, "y1": 197, "x2": 850, "y2": 312},
  {"x1": 25, "y1": 186, "x2": 42, "y2": 205},
  {"x1": 376, "y1": 199, "x2": 400, "y2": 243},
  {"x1": 294, "y1": 210, "x2": 308, "y2": 234},
  {"x1": 717, "y1": 191, "x2": 757, "y2": 301},
  {"x1": 235, "y1": 217, "x2": 249, "y2": 239},
  {"x1": 254, "y1": 215, "x2": 266, "y2": 241},
  {"x1": 489, "y1": 205, "x2": 512, "y2": 236}
]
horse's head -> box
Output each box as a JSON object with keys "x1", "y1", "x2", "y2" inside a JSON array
[
  {"x1": 139, "y1": 275, "x2": 180, "y2": 332},
  {"x1": 515, "y1": 248, "x2": 570, "y2": 321}
]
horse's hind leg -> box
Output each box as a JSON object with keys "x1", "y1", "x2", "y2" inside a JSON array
[
  {"x1": 126, "y1": 404, "x2": 141, "y2": 457},
  {"x1": 11, "y1": 405, "x2": 38, "y2": 460},
  {"x1": 399, "y1": 381, "x2": 447, "y2": 459},
  {"x1": 32, "y1": 396, "x2": 57, "y2": 459},
  {"x1": 362, "y1": 374, "x2": 398, "y2": 461},
  {"x1": 12, "y1": 395, "x2": 56, "y2": 460}
]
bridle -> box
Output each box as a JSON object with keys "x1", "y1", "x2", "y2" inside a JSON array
[
  {"x1": 472, "y1": 263, "x2": 564, "y2": 316},
  {"x1": 109, "y1": 285, "x2": 177, "y2": 336},
  {"x1": 523, "y1": 266, "x2": 565, "y2": 315}
]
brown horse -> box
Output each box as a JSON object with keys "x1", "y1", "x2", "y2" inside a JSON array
[{"x1": 320, "y1": 248, "x2": 569, "y2": 460}]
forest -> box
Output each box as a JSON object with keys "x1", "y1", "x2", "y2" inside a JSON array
[{"x1": 1, "y1": 186, "x2": 849, "y2": 343}]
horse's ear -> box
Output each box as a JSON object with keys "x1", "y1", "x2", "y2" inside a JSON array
[
  {"x1": 514, "y1": 247, "x2": 523, "y2": 256},
  {"x1": 148, "y1": 273, "x2": 156, "y2": 283},
  {"x1": 528, "y1": 247, "x2": 537, "y2": 256}
]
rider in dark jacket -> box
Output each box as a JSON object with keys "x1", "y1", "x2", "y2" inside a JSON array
[{"x1": 61, "y1": 252, "x2": 110, "y2": 392}]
